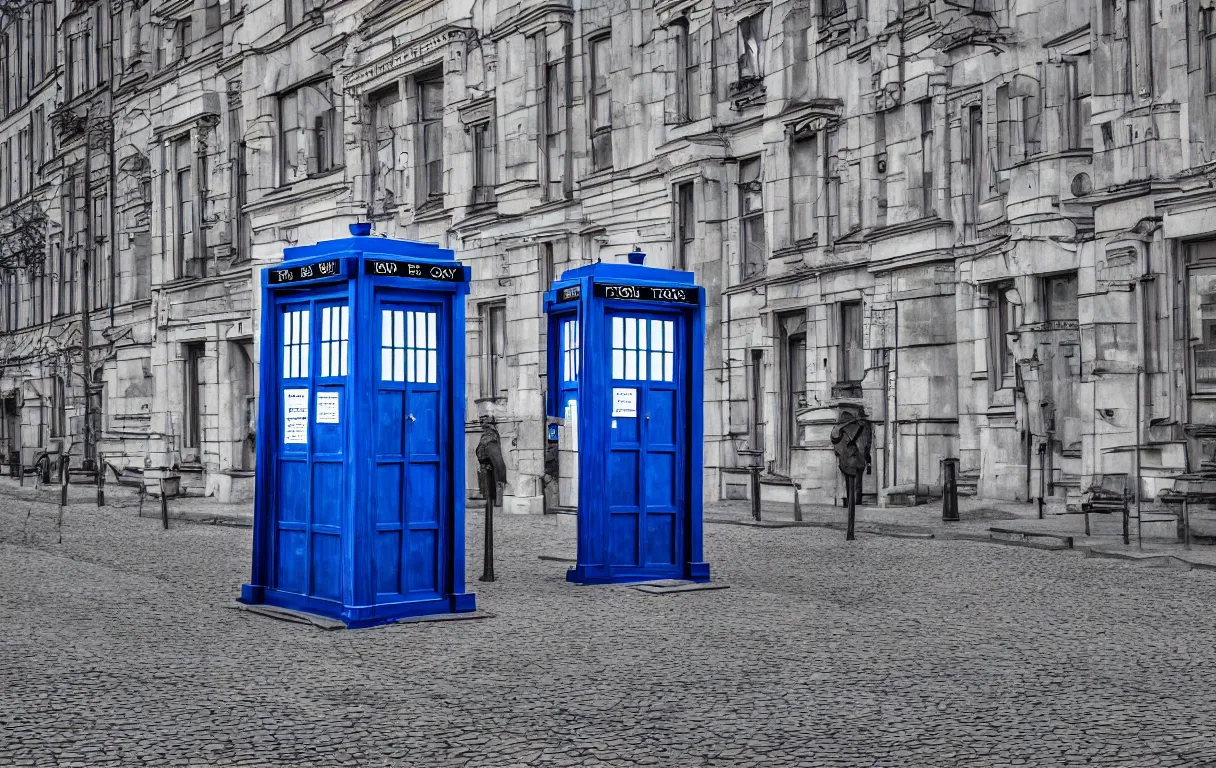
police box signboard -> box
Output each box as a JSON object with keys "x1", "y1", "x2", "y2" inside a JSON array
[
  {"x1": 593, "y1": 283, "x2": 698, "y2": 305},
  {"x1": 555, "y1": 285, "x2": 581, "y2": 303},
  {"x1": 268, "y1": 259, "x2": 342, "y2": 284},
  {"x1": 365, "y1": 259, "x2": 466, "y2": 283}
]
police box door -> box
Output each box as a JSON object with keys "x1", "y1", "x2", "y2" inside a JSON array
[
  {"x1": 275, "y1": 298, "x2": 349, "y2": 603},
  {"x1": 372, "y1": 295, "x2": 447, "y2": 602},
  {"x1": 606, "y1": 311, "x2": 685, "y2": 576}
]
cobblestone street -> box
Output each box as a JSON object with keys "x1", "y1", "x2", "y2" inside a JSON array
[{"x1": 3, "y1": 496, "x2": 1216, "y2": 767}]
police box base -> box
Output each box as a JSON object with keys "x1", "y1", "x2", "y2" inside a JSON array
[
  {"x1": 239, "y1": 584, "x2": 476, "y2": 629},
  {"x1": 565, "y1": 561, "x2": 711, "y2": 586}
]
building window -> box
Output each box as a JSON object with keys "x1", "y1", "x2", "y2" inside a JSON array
[
  {"x1": 590, "y1": 36, "x2": 612, "y2": 172},
  {"x1": 1205, "y1": 9, "x2": 1216, "y2": 95},
  {"x1": 561, "y1": 318, "x2": 580, "y2": 383},
  {"x1": 471, "y1": 121, "x2": 495, "y2": 206},
  {"x1": 674, "y1": 182, "x2": 695, "y2": 270},
  {"x1": 749, "y1": 349, "x2": 764, "y2": 451},
  {"x1": 282, "y1": 309, "x2": 310, "y2": 380},
  {"x1": 2, "y1": 271, "x2": 14, "y2": 331},
  {"x1": 285, "y1": 0, "x2": 309, "y2": 30},
  {"x1": 826, "y1": 130, "x2": 841, "y2": 243},
  {"x1": 183, "y1": 343, "x2": 205, "y2": 452},
  {"x1": 92, "y1": 192, "x2": 108, "y2": 309},
  {"x1": 989, "y1": 281, "x2": 1016, "y2": 387},
  {"x1": 319, "y1": 305, "x2": 349, "y2": 378},
  {"x1": 1044, "y1": 273, "x2": 1078, "y2": 323},
  {"x1": 279, "y1": 79, "x2": 340, "y2": 184},
  {"x1": 739, "y1": 156, "x2": 765, "y2": 280},
  {"x1": 611, "y1": 316, "x2": 675, "y2": 383},
  {"x1": 790, "y1": 131, "x2": 818, "y2": 243},
  {"x1": 542, "y1": 57, "x2": 567, "y2": 199},
  {"x1": 380, "y1": 309, "x2": 437, "y2": 384},
  {"x1": 176, "y1": 17, "x2": 192, "y2": 62},
  {"x1": 369, "y1": 84, "x2": 404, "y2": 210},
  {"x1": 738, "y1": 14, "x2": 763, "y2": 81},
  {"x1": 418, "y1": 74, "x2": 444, "y2": 201},
  {"x1": 482, "y1": 303, "x2": 506, "y2": 397},
  {"x1": 839, "y1": 300, "x2": 863, "y2": 385},
  {"x1": 1065, "y1": 57, "x2": 1093, "y2": 150},
  {"x1": 172, "y1": 137, "x2": 195, "y2": 279},
  {"x1": 967, "y1": 104, "x2": 983, "y2": 222},
  {"x1": 1129, "y1": 0, "x2": 1152, "y2": 99},
  {"x1": 674, "y1": 20, "x2": 698, "y2": 121},
  {"x1": 50, "y1": 376, "x2": 65, "y2": 438},
  {"x1": 920, "y1": 101, "x2": 935, "y2": 217}
]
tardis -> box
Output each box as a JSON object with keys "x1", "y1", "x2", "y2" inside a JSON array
[
  {"x1": 240, "y1": 225, "x2": 476, "y2": 627},
  {"x1": 544, "y1": 252, "x2": 711, "y2": 585}
]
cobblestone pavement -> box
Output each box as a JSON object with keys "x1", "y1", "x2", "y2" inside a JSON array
[{"x1": 3, "y1": 498, "x2": 1216, "y2": 767}]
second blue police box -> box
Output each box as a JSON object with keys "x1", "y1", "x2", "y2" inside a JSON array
[
  {"x1": 240, "y1": 226, "x2": 476, "y2": 628},
  {"x1": 544, "y1": 253, "x2": 711, "y2": 585}
]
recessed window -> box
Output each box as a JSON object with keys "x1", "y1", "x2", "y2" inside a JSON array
[
  {"x1": 283, "y1": 309, "x2": 310, "y2": 379},
  {"x1": 319, "y1": 305, "x2": 349, "y2": 378},
  {"x1": 739, "y1": 156, "x2": 765, "y2": 279},
  {"x1": 418, "y1": 75, "x2": 444, "y2": 200},
  {"x1": 590, "y1": 36, "x2": 613, "y2": 171},
  {"x1": 279, "y1": 79, "x2": 340, "y2": 184},
  {"x1": 562, "y1": 318, "x2": 580, "y2": 383},
  {"x1": 611, "y1": 316, "x2": 675, "y2": 383},
  {"x1": 381, "y1": 309, "x2": 437, "y2": 384}
]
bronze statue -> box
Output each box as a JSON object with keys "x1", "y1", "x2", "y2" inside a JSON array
[{"x1": 476, "y1": 415, "x2": 506, "y2": 581}]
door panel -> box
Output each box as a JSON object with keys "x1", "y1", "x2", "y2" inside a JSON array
[
  {"x1": 373, "y1": 297, "x2": 446, "y2": 600},
  {"x1": 606, "y1": 311, "x2": 684, "y2": 575}
]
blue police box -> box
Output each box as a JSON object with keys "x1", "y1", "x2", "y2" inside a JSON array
[
  {"x1": 240, "y1": 225, "x2": 476, "y2": 627},
  {"x1": 543, "y1": 252, "x2": 711, "y2": 585}
]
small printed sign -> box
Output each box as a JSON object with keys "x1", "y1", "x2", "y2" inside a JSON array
[
  {"x1": 316, "y1": 391, "x2": 340, "y2": 424},
  {"x1": 547, "y1": 423, "x2": 559, "y2": 442},
  {"x1": 364, "y1": 259, "x2": 467, "y2": 283},
  {"x1": 594, "y1": 283, "x2": 698, "y2": 305},
  {"x1": 612, "y1": 388, "x2": 638, "y2": 418},
  {"x1": 269, "y1": 259, "x2": 341, "y2": 284},
  {"x1": 284, "y1": 389, "x2": 309, "y2": 444}
]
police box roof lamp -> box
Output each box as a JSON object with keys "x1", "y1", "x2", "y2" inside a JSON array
[
  {"x1": 349, "y1": 222, "x2": 373, "y2": 237},
  {"x1": 627, "y1": 247, "x2": 646, "y2": 265}
]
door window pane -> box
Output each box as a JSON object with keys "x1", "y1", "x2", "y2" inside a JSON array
[
  {"x1": 611, "y1": 315, "x2": 674, "y2": 382},
  {"x1": 381, "y1": 308, "x2": 438, "y2": 383},
  {"x1": 319, "y1": 304, "x2": 349, "y2": 378},
  {"x1": 283, "y1": 309, "x2": 310, "y2": 379}
]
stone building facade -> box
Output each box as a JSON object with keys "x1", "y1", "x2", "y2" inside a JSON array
[{"x1": 2, "y1": 0, "x2": 1215, "y2": 513}]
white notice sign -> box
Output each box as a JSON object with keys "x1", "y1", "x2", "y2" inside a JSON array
[
  {"x1": 612, "y1": 388, "x2": 638, "y2": 418},
  {"x1": 284, "y1": 389, "x2": 309, "y2": 444},
  {"x1": 316, "y1": 391, "x2": 340, "y2": 424}
]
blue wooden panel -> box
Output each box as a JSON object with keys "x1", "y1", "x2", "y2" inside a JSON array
[
  {"x1": 408, "y1": 462, "x2": 439, "y2": 524},
  {"x1": 311, "y1": 533, "x2": 342, "y2": 601},
  {"x1": 376, "y1": 391, "x2": 405, "y2": 456},
  {"x1": 647, "y1": 389, "x2": 677, "y2": 446},
  {"x1": 373, "y1": 531, "x2": 401, "y2": 595},
  {"x1": 609, "y1": 513, "x2": 638, "y2": 566},
  {"x1": 276, "y1": 530, "x2": 307, "y2": 594},
  {"x1": 644, "y1": 452, "x2": 676, "y2": 508},
  {"x1": 313, "y1": 462, "x2": 343, "y2": 527},
  {"x1": 645, "y1": 513, "x2": 676, "y2": 565},
  {"x1": 373, "y1": 464, "x2": 402, "y2": 525},
  {"x1": 407, "y1": 530, "x2": 439, "y2": 594},
  {"x1": 278, "y1": 461, "x2": 309, "y2": 522},
  {"x1": 409, "y1": 390, "x2": 440, "y2": 457},
  {"x1": 610, "y1": 452, "x2": 639, "y2": 507}
]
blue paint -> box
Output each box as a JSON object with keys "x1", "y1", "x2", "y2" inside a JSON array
[
  {"x1": 543, "y1": 261, "x2": 711, "y2": 585},
  {"x1": 241, "y1": 233, "x2": 475, "y2": 628}
]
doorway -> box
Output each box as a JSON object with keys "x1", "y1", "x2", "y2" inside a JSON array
[{"x1": 777, "y1": 311, "x2": 807, "y2": 474}]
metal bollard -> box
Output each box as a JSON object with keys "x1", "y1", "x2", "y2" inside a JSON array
[{"x1": 942, "y1": 458, "x2": 960, "y2": 522}]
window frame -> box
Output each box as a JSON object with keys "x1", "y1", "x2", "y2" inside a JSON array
[
  {"x1": 481, "y1": 301, "x2": 507, "y2": 399},
  {"x1": 838, "y1": 300, "x2": 864, "y2": 386},
  {"x1": 920, "y1": 101, "x2": 935, "y2": 217},
  {"x1": 277, "y1": 77, "x2": 341, "y2": 186},
  {"x1": 417, "y1": 72, "x2": 445, "y2": 202},
  {"x1": 675, "y1": 181, "x2": 695, "y2": 270},
  {"x1": 589, "y1": 34, "x2": 613, "y2": 172},
  {"x1": 471, "y1": 119, "x2": 496, "y2": 206},
  {"x1": 739, "y1": 155, "x2": 765, "y2": 280},
  {"x1": 988, "y1": 280, "x2": 1017, "y2": 389},
  {"x1": 737, "y1": 13, "x2": 764, "y2": 82}
]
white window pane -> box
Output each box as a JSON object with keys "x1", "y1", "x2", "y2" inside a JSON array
[
  {"x1": 395, "y1": 348, "x2": 406, "y2": 382},
  {"x1": 428, "y1": 351, "x2": 437, "y2": 383},
  {"x1": 665, "y1": 351, "x2": 673, "y2": 382},
  {"x1": 427, "y1": 312, "x2": 437, "y2": 348},
  {"x1": 392, "y1": 310, "x2": 403, "y2": 348},
  {"x1": 340, "y1": 340, "x2": 348, "y2": 375},
  {"x1": 322, "y1": 307, "x2": 331, "y2": 341},
  {"x1": 341, "y1": 306, "x2": 349, "y2": 341},
  {"x1": 321, "y1": 345, "x2": 330, "y2": 378},
  {"x1": 415, "y1": 350, "x2": 425, "y2": 383},
  {"x1": 639, "y1": 346, "x2": 647, "y2": 380},
  {"x1": 626, "y1": 349, "x2": 637, "y2": 380},
  {"x1": 651, "y1": 320, "x2": 663, "y2": 352},
  {"x1": 625, "y1": 317, "x2": 636, "y2": 350},
  {"x1": 287, "y1": 312, "x2": 296, "y2": 345},
  {"x1": 301, "y1": 342, "x2": 309, "y2": 377},
  {"x1": 406, "y1": 311, "x2": 415, "y2": 349},
  {"x1": 381, "y1": 348, "x2": 392, "y2": 381},
  {"x1": 639, "y1": 319, "x2": 649, "y2": 352},
  {"x1": 612, "y1": 349, "x2": 623, "y2": 379},
  {"x1": 613, "y1": 317, "x2": 623, "y2": 348},
  {"x1": 289, "y1": 346, "x2": 298, "y2": 378},
  {"x1": 382, "y1": 310, "x2": 392, "y2": 347},
  {"x1": 562, "y1": 321, "x2": 570, "y2": 352},
  {"x1": 651, "y1": 351, "x2": 662, "y2": 381},
  {"x1": 665, "y1": 320, "x2": 675, "y2": 351},
  {"x1": 301, "y1": 311, "x2": 310, "y2": 344}
]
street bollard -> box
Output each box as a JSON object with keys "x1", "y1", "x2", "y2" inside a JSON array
[
  {"x1": 160, "y1": 479, "x2": 170, "y2": 531},
  {"x1": 749, "y1": 464, "x2": 762, "y2": 522},
  {"x1": 480, "y1": 495, "x2": 495, "y2": 583},
  {"x1": 942, "y1": 458, "x2": 960, "y2": 522},
  {"x1": 1121, "y1": 495, "x2": 1130, "y2": 546},
  {"x1": 96, "y1": 464, "x2": 105, "y2": 508}
]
